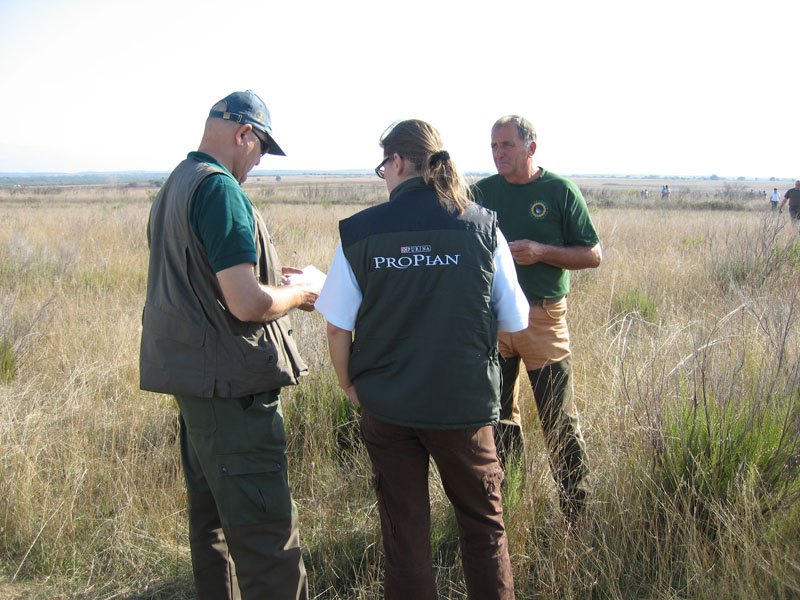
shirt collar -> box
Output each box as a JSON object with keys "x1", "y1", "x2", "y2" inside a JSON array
[
  {"x1": 389, "y1": 176, "x2": 430, "y2": 201},
  {"x1": 188, "y1": 151, "x2": 237, "y2": 182}
]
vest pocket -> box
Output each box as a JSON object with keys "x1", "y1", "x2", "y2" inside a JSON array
[
  {"x1": 141, "y1": 304, "x2": 212, "y2": 395},
  {"x1": 143, "y1": 303, "x2": 205, "y2": 347},
  {"x1": 236, "y1": 332, "x2": 279, "y2": 369}
]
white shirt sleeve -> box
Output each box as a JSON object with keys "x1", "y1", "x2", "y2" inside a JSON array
[
  {"x1": 315, "y1": 243, "x2": 362, "y2": 331},
  {"x1": 491, "y1": 229, "x2": 530, "y2": 332}
]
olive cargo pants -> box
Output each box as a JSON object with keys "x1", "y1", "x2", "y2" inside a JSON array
[{"x1": 176, "y1": 391, "x2": 307, "y2": 600}]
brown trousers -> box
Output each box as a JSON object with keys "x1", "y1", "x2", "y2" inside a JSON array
[{"x1": 360, "y1": 412, "x2": 515, "y2": 600}]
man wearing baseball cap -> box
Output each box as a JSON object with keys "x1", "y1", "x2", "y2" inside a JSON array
[
  {"x1": 208, "y1": 89, "x2": 286, "y2": 157},
  {"x1": 140, "y1": 90, "x2": 319, "y2": 599}
]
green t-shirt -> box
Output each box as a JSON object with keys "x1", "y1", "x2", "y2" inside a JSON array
[
  {"x1": 472, "y1": 169, "x2": 599, "y2": 299},
  {"x1": 187, "y1": 152, "x2": 258, "y2": 273}
]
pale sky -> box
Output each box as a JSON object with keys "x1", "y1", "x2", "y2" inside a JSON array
[{"x1": 0, "y1": 0, "x2": 796, "y2": 178}]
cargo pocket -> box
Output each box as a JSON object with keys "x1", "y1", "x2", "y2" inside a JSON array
[
  {"x1": 215, "y1": 452, "x2": 293, "y2": 526},
  {"x1": 483, "y1": 469, "x2": 504, "y2": 502}
]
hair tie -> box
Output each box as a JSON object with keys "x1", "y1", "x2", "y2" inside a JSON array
[{"x1": 429, "y1": 150, "x2": 450, "y2": 166}]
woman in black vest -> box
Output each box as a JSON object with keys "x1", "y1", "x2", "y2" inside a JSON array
[{"x1": 316, "y1": 120, "x2": 528, "y2": 600}]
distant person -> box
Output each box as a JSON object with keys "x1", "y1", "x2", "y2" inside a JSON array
[
  {"x1": 140, "y1": 90, "x2": 320, "y2": 600},
  {"x1": 661, "y1": 184, "x2": 671, "y2": 200},
  {"x1": 472, "y1": 115, "x2": 602, "y2": 526},
  {"x1": 779, "y1": 180, "x2": 800, "y2": 221},
  {"x1": 771, "y1": 187, "x2": 781, "y2": 211},
  {"x1": 317, "y1": 119, "x2": 529, "y2": 599}
]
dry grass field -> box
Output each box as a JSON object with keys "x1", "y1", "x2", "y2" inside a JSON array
[{"x1": 0, "y1": 177, "x2": 798, "y2": 599}]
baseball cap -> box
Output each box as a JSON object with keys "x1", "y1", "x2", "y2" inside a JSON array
[{"x1": 209, "y1": 90, "x2": 286, "y2": 156}]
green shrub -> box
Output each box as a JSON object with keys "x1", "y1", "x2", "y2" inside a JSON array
[
  {"x1": 654, "y1": 388, "x2": 800, "y2": 527},
  {"x1": 613, "y1": 287, "x2": 660, "y2": 324},
  {"x1": 714, "y1": 255, "x2": 766, "y2": 289},
  {"x1": 774, "y1": 238, "x2": 800, "y2": 273},
  {"x1": 680, "y1": 235, "x2": 705, "y2": 248}
]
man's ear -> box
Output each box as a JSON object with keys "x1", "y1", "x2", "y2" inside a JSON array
[
  {"x1": 235, "y1": 124, "x2": 253, "y2": 148},
  {"x1": 528, "y1": 141, "x2": 537, "y2": 158}
]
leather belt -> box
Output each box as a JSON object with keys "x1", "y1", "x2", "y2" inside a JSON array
[{"x1": 530, "y1": 295, "x2": 564, "y2": 307}]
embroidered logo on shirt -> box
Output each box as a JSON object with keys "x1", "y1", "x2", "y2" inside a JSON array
[{"x1": 530, "y1": 202, "x2": 547, "y2": 219}]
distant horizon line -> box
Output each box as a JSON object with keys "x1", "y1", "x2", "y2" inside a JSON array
[{"x1": 0, "y1": 169, "x2": 796, "y2": 182}]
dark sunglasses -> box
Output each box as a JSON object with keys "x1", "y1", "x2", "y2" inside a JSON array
[
  {"x1": 251, "y1": 129, "x2": 270, "y2": 156},
  {"x1": 375, "y1": 156, "x2": 393, "y2": 179}
]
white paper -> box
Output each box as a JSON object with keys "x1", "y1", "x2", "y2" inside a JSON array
[
  {"x1": 286, "y1": 264, "x2": 326, "y2": 288},
  {"x1": 284, "y1": 264, "x2": 326, "y2": 314}
]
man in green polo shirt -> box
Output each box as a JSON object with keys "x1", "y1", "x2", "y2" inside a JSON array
[
  {"x1": 472, "y1": 115, "x2": 602, "y2": 525},
  {"x1": 140, "y1": 90, "x2": 320, "y2": 599}
]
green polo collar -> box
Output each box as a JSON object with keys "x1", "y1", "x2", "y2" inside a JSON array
[{"x1": 188, "y1": 151, "x2": 237, "y2": 183}]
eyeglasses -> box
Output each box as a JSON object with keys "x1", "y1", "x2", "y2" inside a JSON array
[
  {"x1": 251, "y1": 129, "x2": 270, "y2": 156},
  {"x1": 375, "y1": 156, "x2": 393, "y2": 179}
]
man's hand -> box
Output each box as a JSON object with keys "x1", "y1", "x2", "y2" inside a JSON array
[
  {"x1": 295, "y1": 281, "x2": 320, "y2": 312},
  {"x1": 507, "y1": 240, "x2": 602, "y2": 270},
  {"x1": 217, "y1": 263, "x2": 320, "y2": 322},
  {"x1": 280, "y1": 266, "x2": 304, "y2": 284},
  {"x1": 508, "y1": 239, "x2": 547, "y2": 265},
  {"x1": 281, "y1": 266, "x2": 322, "y2": 311}
]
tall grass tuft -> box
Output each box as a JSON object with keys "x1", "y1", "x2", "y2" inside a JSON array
[
  {"x1": 0, "y1": 338, "x2": 15, "y2": 382},
  {"x1": 613, "y1": 286, "x2": 661, "y2": 324},
  {"x1": 706, "y1": 213, "x2": 793, "y2": 292}
]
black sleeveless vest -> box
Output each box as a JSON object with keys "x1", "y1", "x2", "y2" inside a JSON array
[{"x1": 340, "y1": 180, "x2": 500, "y2": 428}]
